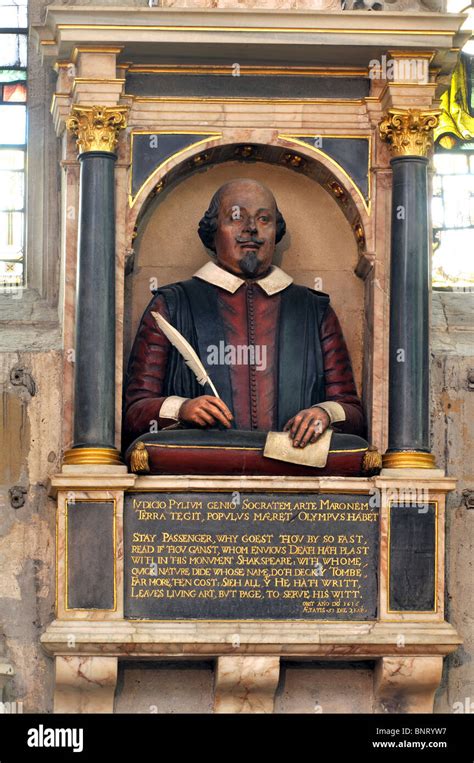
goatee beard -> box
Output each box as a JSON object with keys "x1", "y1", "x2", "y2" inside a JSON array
[{"x1": 238, "y1": 251, "x2": 260, "y2": 278}]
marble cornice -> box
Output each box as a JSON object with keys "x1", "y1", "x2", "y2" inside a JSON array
[{"x1": 32, "y1": 7, "x2": 469, "y2": 77}]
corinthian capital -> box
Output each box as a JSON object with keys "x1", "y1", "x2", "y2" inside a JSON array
[
  {"x1": 379, "y1": 108, "x2": 440, "y2": 158},
  {"x1": 66, "y1": 105, "x2": 128, "y2": 154}
]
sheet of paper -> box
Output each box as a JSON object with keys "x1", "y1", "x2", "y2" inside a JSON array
[{"x1": 263, "y1": 428, "x2": 332, "y2": 467}]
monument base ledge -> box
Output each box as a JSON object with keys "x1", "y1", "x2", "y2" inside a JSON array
[
  {"x1": 41, "y1": 619, "x2": 461, "y2": 658},
  {"x1": 48, "y1": 471, "x2": 458, "y2": 493},
  {"x1": 46, "y1": 470, "x2": 460, "y2": 712}
]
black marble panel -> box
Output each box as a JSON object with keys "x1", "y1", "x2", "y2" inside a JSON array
[
  {"x1": 131, "y1": 132, "x2": 370, "y2": 203},
  {"x1": 126, "y1": 73, "x2": 370, "y2": 100},
  {"x1": 67, "y1": 500, "x2": 115, "y2": 610},
  {"x1": 296, "y1": 136, "x2": 369, "y2": 201},
  {"x1": 131, "y1": 133, "x2": 215, "y2": 197},
  {"x1": 389, "y1": 502, "x2": 436, "y2": 612}
]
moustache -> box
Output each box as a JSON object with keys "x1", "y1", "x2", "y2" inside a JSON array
[{"x1": 235, "y1": 236, "x2": 265, "y2": 246}]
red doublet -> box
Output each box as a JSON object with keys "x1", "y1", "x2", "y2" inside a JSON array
[
  {"x1": 217, "y1": 281, "x2": 279, "y2": 430},
  {"x1": 124, "y1": 273, "x2": 364, "y2": 445}
]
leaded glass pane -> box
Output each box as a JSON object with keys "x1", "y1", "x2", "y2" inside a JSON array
[
  {"x1": 0, "y1": 104, "x2": 26, "y2": 143},
  {"x1": 0, "y1": 210, "x2": 23, "y2": 258},
  {"x1": 2, "y1": 82, "x2": 26, "y2": 101},
  {"x1": 432, "y1": 197, "x2": 444, "y2": 229},
  {"x1": 0, "y1": 33, "x2": 27, "y2": 67},
  {"x1": 432, "y1": 174, "x2": 442, "y2": 196},
  {"x1": 0, "y1": 68, "x2": 26, "y2": 83},
  {"x1": 0, "y1": 169, "x2": 24, "y2": 210},
  {"x1": 433, "y1": 153, "x2": 468, "y2": 175},
  {"x1": 0, "y1": 1, "x2": 28, "y2": 28},
  {"x1": 442, "y1": 175, "x2": 473, "y2": 228},
  {"x1": 0, "y1": 148, "x2": 24, "y2": 169},
  {"x1": 433, "y1": 229, "x2": 474, "y2": 288},
  {"x1": 0, "y1": 257, "x2": 22, "y2": 286},
  {"x1": 433, "y1": 149, "x2": 474, "y2": 288},
  {"x1": 0, "y1": 0, "x2": 26, "y2": 288}
]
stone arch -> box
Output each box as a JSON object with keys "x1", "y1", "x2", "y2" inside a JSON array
[
  {"x1": 123, "y1": 137, "x2": 368, "y2": 392},
  {"x1": 127, "y1": 135, "x2": 371, "y2": 258}
]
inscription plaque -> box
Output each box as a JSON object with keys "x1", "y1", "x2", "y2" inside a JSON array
[{"x1": 124, "y1": 492, "x2": 379, "y2": 620}]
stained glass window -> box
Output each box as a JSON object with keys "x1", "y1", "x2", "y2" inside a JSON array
[
  {"x1": 432, "y1": 151, "x2": 474, "y2": 289},
  {"x1": 0, "y1": 1, "x2": 28, "y2": 288}
]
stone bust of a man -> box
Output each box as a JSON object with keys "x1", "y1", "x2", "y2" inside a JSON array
[{"x1": 123, "y1": 179, "x2": 364, "y2": 450}]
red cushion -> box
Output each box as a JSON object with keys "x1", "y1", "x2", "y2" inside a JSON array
[{"x1": 126, "y1": 430, "x2": 380, "y2": 477}]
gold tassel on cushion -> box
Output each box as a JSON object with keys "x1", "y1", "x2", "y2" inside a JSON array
[
  {"x1": 362, "y1": 446, "x2": 382, "y2": 476},
  {"x1": 130, "y1": 441, "x2": 150, "y2": 473}
]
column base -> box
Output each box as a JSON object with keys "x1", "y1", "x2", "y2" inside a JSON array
[
  {"x1": 382, "y1": 451, "x2": 437, "y2": 469},
  {"x1": 63, "y1": 447, "x2": 122, "y2": 466}
]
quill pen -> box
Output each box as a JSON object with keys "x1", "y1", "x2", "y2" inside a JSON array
[{"x1": 151, "y1": 311, "x2": 220, "y2": 399}]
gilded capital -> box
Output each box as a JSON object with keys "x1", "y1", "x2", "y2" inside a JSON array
[
  {"x1": 66, "y1": 105, "x2": 128, "y2": 154},
  {"x1": 379, "y1": 108, "x2": 441, "y2": 158}
]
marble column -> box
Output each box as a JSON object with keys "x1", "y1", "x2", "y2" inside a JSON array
[
  {"x1": 63, "y1": 106, "x2": 127, "y2": 465},
  {"x1": 379, "y1": 109, "x2": 440, "y2": 469}
]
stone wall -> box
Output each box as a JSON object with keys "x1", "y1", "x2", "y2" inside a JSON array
[
  {"x1": 0, "y1": 0, "x2": 62, "y2": 714},
  {"x1": 431, "y1": 292, "x2": 474, "y2": 714},
  {"x1": 0, "y1": 352, "x2": 59, "y2": 712}
]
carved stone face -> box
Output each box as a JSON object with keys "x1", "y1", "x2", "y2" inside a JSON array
[{"x1": 213, "y1": 179, "x2": 277, "y2": 279}]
